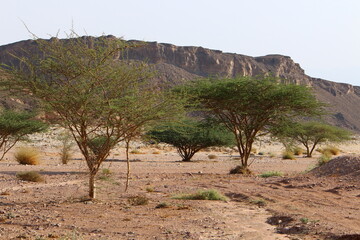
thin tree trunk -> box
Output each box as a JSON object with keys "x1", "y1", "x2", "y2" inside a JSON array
[
  {"x1": 125, "y1": 139, "x2": 130, "y2": 192},
  {"x1": 89, "y1": 173, "x2": 96, "y2": 199},
  {"x1": 305, "y1": 145, "x2": 311, "y2": 157}
]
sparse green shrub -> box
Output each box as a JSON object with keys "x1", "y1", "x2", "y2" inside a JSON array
[
  {"x1": 268, "y1": 152, "x2": 276, "y2": 158},
  {"x1": 130, "y1": 149, "x2": 144, "y2": 154},
  {"x1": 14, "y1": 147, "x2": 40, "y2": 165},
  {"x1": 128, "y1": 195, "x2": 149, "y2": 206},
  {"x1": 293, "y1": 146, "x2": 304, "y2": 155},
  {"x1": 250, "y1": 198, "x2": 266, "y2": 207},
  {"x1": 102, "y1": 168, "x2": 111, "y2": 175},
  {"x1": 259, "y1": 171, "x2": 283, "y2": 178},
  {"x1": 16, "y1": 171, "x2": 44, "y2": 182},
  {"x1": 282, "y1": 151, "x2": 295, "y2": 160},
  {"x1": 58, "y1": 132, "x2": 73, "y2": 164},
  {"x1": 155, "y1": 202, "x2": 170, "y2": 209},
  {"x1": 98, "y1": 168, "x2": 112, "y2": 181},
  {"x1": 320, "y1": 146, "x2": 340, "y2": 156},
  {"x1": 317, "y1": 152, "x2": 332, "y2": 166},
  {"x1": 146, "y1": 187, "x2": 154, "y2": 192},
  {"x1": 230, "y1": 165, "x2": 253, "y2": 175},
  {"x1": 300, "y1": 217, "x2": 309, "y2": 224},
  {"x1": 172, "y1": 189, "x2": 228, "y2": 201},
  {"x1": 208, "y1": 154, "x2": 218, "y2": 159}
]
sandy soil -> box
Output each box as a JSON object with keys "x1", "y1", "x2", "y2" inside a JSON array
[{"x1": 0, "y1": 132, "x2": 360, "y2": 240}]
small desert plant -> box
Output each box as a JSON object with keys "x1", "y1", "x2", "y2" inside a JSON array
[
  {"x1": 230, "y1": 165, "x2": 252, "y2": 175},
  {"x1": 317, "y1": 153, "x2": 332, "y2": 166},
  {"x1": 58, "y1": 132, "x2": 73, "y2": 164},
  {"x1": 282, "y1": 151, "x2": 295, "y2": 160},
  {"x1": 152, "y1": 151, "x2": 160, "y2": 154},
  {"x1": 155, "y1": 202, "x2": 170, "y2": 209},
  {"x1": 130, "y1": 149, "x2": 144, "y2": 154},
  {"x1": 172, "y1": 189, "x2": 228, "y2": 201},
  {"x1": 98, "y1": 168, "x2": 112, "y2": 181},
  {"x1": 146, "y1": 187, "x2": 154, "y2": 192},
  {"x1": 300, "y1": 217, "x2": 309, "y2": 224},
  {"x1": 128, "y1": 195, "x2": 149, "y2": 206},
  {"x1": 102, "y1": 168, "x2": 111, "y2": 175},
  {"x1": 14, "y1": 147, "x2": 40, "y2": 165},
  {"x1": 208, "y1": 154, "x2": 218, "y2": 159},
  {"x1": 250, "y1": 198, "x2": 266, "y2": 207},
  {"x1": 16, "y1": 171, "x2": 44, "y2": 182},
  {"x1": 251, "y1": 147, "x2": 257, "y2": 154},
  {"x1": 320, "y1": 146, "x2": 340, "y2": 156},
  {"x1": 293, "y1": 146, "x2": 304, "y2": 155},
  {"x1": 259, "y1": 171, "x2": 283, "y2": 178},
  {"x1": 268, "y1": 152, "x2": 276, "y2": 158}
]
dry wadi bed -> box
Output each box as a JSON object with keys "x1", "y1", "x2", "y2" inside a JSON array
[{"x1": 0, "y1": 132, "x2": 360, "y2": 240}]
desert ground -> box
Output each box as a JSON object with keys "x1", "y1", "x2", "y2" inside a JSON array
[{"x1": 1, "y1": 128, "x2": 360, "y2": 240}]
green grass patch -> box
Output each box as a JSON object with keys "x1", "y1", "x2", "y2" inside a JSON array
[
  {"x1": 172, "y1": 189, "x2": 228, "y2": 201},
  {"x1": 259, "y1": 171, "x2": 283, "y2": 178}
]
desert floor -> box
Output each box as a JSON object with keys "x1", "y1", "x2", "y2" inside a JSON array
[{"x1": 1, "y1": 129, "x2": 360, "y2": 240}]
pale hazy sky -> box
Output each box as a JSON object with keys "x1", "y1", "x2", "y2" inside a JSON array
[{"x1": 1, "y1": 0, "x2": 359, "y2": 86}]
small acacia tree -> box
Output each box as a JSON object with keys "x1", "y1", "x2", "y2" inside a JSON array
[
  {"x1": 0, "y1": 110, "x2": 47, "y2": 160},
  {"x1": 180, "y1": 76, "x2": 324, "y2": 172},
  {"x1": 271, "y1": 121, "x2": 351, "y2": 157},
  {"x1": 147, "y1": 119, "x2": 234, "y2": 161},
  {"x1": 1, "y1": 32, "x2": 181, "y2": 198}
]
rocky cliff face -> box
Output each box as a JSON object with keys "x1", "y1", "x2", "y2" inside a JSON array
[
  {"x1": 1, "y1": 39, "x2": 359, "y2": 132},
  {"x1": 126, "y1": 41, "x2": 312, "y2": 85}
]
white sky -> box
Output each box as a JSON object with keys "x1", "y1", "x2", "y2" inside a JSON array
[{"x1": 1, "y1": 0, "x2": 359, "y2": 86}]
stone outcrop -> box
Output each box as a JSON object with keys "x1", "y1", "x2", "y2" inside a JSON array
[{"x1": 0, "y1": 38, "x2": 359, "y2": 132}]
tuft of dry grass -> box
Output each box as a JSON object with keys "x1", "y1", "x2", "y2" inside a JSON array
[
  {"x1": 208, "y1": 154, "x2": 218, "y2": 159},
  {"x1": 282, "y1": 151, "x2": 295, "y2": 160},
  {"x1": 130, "y1": 149, "x2": 145, "y2": 154},
  {"x1": 14, "y1": 147, "x2": 40, "y2": 165},
  {"x1": 229, "y1": 165, "x2": 253, "y2": 175},
  {"x1": 152, "y1": 151, "x2": 161, "y2": 154},
  {"x1": 293, "y1": 146, "x2": 304, "y2": 155},
  {"x1": 317, "y1": 152, "x2": 332, "y2": 166},
  {"x1": 128, "y1": 195, "x2": 149, "y2": 206},
  {"x1": 16, "y1": 171, "x2": 44, "y2": 182}
]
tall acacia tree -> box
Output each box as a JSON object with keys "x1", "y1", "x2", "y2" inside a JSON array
[
  {"x1": 1, "y1": 32, "x2": 181, "y2": 198},
  {"x1": 147, "y1": 118, "x2": 234, "y2": 162},
  {"x1": 0, "y1": 110, "x2": 47, "y2": 160},
  {"x1": 271, "y1": 121, "x2": 351, "y2": 157},
  {"x1": 181, "y1": 76, "x2": 324, "y2": 172}
]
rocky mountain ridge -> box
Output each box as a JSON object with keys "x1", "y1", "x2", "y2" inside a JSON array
[{"x1": 0, "y1": 39, "x2": 359, "y2": 132}]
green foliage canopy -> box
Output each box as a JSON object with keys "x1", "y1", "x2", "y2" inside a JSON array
[
  {"x1": 1, "y1": 32, "x2": 182, "y2": 198},
  {"x1": 0, "y1": 110, "x2": 47, "y2": 160},
  {"x1": 148, "y1": 119, "x2": 234, "y2": 161},
  {"x1": 179, "y1": 76, "x2": 324, "y2": 169},
  {"x1": 271, "y1": 121, "x2": 351, "y2": 157}
]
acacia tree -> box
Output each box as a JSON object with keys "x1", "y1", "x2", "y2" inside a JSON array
[
  {"x1": 181, "y1": 76, "x2": 323, "y2": 172},
  {"x1": 147, "y1": 119, "x2": 234, "y2": 161},
  {"x1": 0, "y1": 110, "x2": 47, "y2": 160},
  {"x1": 1, "y1": 32, "x2": 180, "y2": 198},
  {"x1": 271, "y1": 121, "x2": 351, "y2": 157}
]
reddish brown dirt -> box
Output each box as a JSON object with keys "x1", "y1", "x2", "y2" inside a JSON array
[{"x1": 0, "y1": 143, "x2": 360, "y2": 240}]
